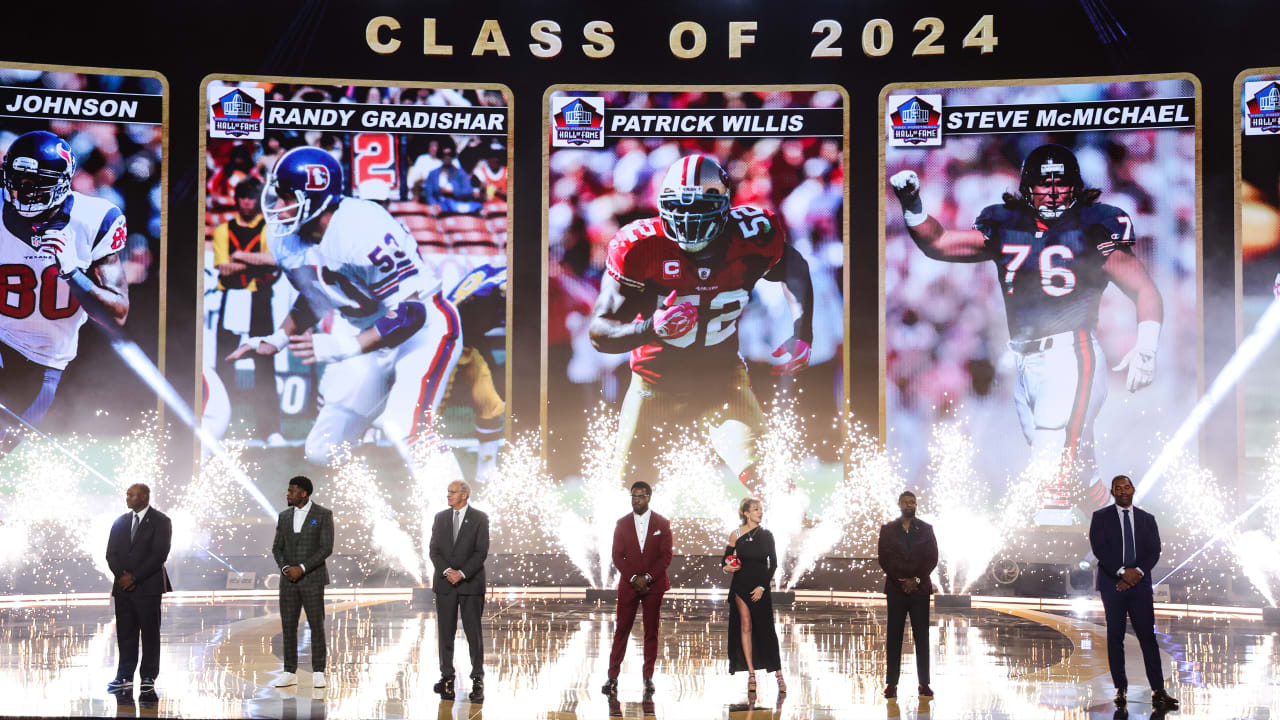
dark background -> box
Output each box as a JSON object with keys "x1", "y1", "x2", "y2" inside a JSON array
[{"x1": 4, "y1": 0, "x2": 1264, "y2": 483}]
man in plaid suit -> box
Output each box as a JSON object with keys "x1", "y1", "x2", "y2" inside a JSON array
[{"x1": 271, "y1": 475, "x2": 334, "y2": 689}]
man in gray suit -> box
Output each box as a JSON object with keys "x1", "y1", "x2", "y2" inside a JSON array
[
  {"x1": 271, "y1": 475, "x2": 334, "y2": 689},
  {"x1": 428, "y1": 480, "x2": 489, "y2": 703}
]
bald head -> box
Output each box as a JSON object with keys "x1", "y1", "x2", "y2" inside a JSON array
[{"x1": 126, "y1": 484, "x2": 150, "y2": 512}]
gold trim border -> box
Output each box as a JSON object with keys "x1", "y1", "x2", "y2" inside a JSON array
[
  {"x1": 539, "y1": 83, "x2": 852, "y2": 454},
  {"x1": 195, "y1": 73, "x2": 514, "y2": 479}
]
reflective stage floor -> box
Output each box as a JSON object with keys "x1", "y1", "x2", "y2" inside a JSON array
[{"x1": 1, "y1": 591, "x2": 1276, "y2": 719}]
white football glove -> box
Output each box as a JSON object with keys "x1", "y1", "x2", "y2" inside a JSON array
[
  {"x1": 889, "y1": 170, "x2": 924, "y2": 214},
  {"x1": 308, "y1": 332, "x2": 361, "y2": 363},
  {"x1": 37, "y1": 227, "x2": 82, "y2": 276},
  {"x1": 1112, "y1": 321, "x2": 1160, "y2": 393}
]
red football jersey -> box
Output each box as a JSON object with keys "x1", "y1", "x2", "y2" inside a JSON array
[{"x1": 605, "y1": 205, "x2": 786, "y2": 387}]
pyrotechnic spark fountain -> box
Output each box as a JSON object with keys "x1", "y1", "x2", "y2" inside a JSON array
[
  {"x1": 326, "y1": 449, "x2": 424, "y2": 584},
  {"x1": 110, "y1": 339, "x2": 275, "y2": 517}
]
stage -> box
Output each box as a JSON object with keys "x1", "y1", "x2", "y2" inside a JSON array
[{"x1": 0, "y1": 590, "x2": 1276, "y2": 719}]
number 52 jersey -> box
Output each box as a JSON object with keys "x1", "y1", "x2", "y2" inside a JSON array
[
  {"x1": 606, "y1": 205, "x2": 786, "y2": 388},
  {"x1": 0, "y1": 193, "x2": 127, "y2": 370}
]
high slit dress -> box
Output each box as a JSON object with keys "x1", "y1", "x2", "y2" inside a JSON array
[{"x1": 722, "y1": 527, "x2": 781, "y2": 674}]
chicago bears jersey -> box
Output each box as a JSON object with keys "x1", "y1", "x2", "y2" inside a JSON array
[
  {"x1": 269, "y1": 197, "x2": 439, "y2": 332},
  {"x1": 975, "y1": 201, "x2": 1135, "y2": 341},
  {"x1": 606, "y1": 205, "x2": 786, "y2": 386},
  {"x1": 0, "y1": 192, "x2": 127, "y2": 369}
]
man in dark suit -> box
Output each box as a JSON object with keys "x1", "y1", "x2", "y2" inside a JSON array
[
  {"x1": 429, "y1": 479, "x2": 490, "y2": 703},
  {"x1": 876, "y1": 490, "x2": 938, "y2": 700},
  {"x1": 601, "y1": 481, "x2": 673, "y2": 697},
  {"x1": 1088, "y1": 474, "x2": 1179, "y2": 710},
  {"x1": 271, "y1": 475, "x2": 334, "y2": 689},
  {"x1": 105, "y1": 483, "x2": 172, "y2": 694}
]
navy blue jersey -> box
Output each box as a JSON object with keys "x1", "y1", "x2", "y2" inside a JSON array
[{"x1": 974, "y1": 202, "x2": 1135, "y2": 341}]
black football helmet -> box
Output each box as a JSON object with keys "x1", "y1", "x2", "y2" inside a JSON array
[
  {"x1": 1019, "y1": 144, "x2": 1083, "y2": 221},
  {"x1": 3, "y1": 130, "x2": 75, "y2": 217}
]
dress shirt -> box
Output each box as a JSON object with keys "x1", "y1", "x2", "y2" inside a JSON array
[
  {"x1": 1114, "y1": 504, "x2": 1143, "y2": 577},
  {"x1": 133, "y1": 506, "x2": 150, "y2": 524},
  {"x1": 448, "y1": 504, "x2": 468, "y2": 579},
  {"x1": 292, "y1": 500, "x2": 312, "y2": 533},
  {"x1": 633, "y1": 509, "x2": 651, "y2": 553}
]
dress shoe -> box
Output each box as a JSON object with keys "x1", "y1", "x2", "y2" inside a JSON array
[
  {"x1": 1152, "y1": 689, "x2": 1180, "y2": 709},
  {"x1": 139, "y1": 677, "x2": 155, "y2": 693},
  {"x1": 106, "y1": 677, "x2": 132, "y2": 692},
  {"x1": 273, "y1": 671, "x2": 297, "y2": 687},
  {"x1": 643, "y1": 677, "x2": 656, "y2": 696},
  {"x1": 1114, "y1": 687, "x2": 1127, "y2": 706},
  {"x1": 313, "y1": 672, "x2": 326, "y2": 688},
  {"x1": 883, "y1": 684, "x2": 897, "y2": 698},
  {"x1": 433, "y1": 677, "x2": 455, "y2": 699},
  {"x1": 918, "y1": 684, "x2": 934, "y2": 698},
  {"x1": 469, "y1": 679, "x2": 485, "y2": 702},
  {"x1": 600, "y1": 677, "x2": 618, "y2": 696}
]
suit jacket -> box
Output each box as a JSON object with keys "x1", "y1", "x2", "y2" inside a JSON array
[
  {"x1": 1089, "y1": 504, "x2": 1160, "y2": 591},
  {"x1": 428, "y1": 505, "x2": 489, "y2": 595},
  {"x1": 106, "y1": 507, "x2": 173, "y2": 597},
  {"x1": 612, "y1": 511, "x2": 673, "y2": 600},
  {"x1": 876, "y1": 518, "x2": 939, "y2": 595},
  {"x1": 272, "y1": 503, "x2": 334, "y2": 586}
]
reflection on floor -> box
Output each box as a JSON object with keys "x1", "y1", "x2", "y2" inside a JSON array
[{"x1": 0, "y1": 594, "x2": 1276, "y2": 719}]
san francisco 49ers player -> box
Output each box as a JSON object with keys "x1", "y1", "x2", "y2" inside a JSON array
[
  {"x1": 0, "y1": 131, "x2": 130, "y2": 454},
  {"x1": 228, "y1": 146, "x2": 462, "y2": 478},
  {"x1": 889, "y1": 144, "x2": 1163, "y2": 523},
  {"x1": 590, "y1": 155, "x2": 814, "y2": 495}
]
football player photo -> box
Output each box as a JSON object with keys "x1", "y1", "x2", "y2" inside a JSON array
[
  {"x1": 545, "y1": 88, "x2": 847, "y2": 501},
  {"x1": 201, "y1": 78, "x2": 510, "y2": 484},
  {"x1": 1238, "y1": 70, "x2": 1280, "y2": 493},
  {"x1": 882, "y1": 77, "x2": 1200, "y2": 526},
  {"x1": 0, "y1": 65, "x2": 166, "y2": 458}
]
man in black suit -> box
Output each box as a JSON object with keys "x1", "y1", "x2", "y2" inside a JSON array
[
  {"x1": 105, "y1": 483, "x2": 172, "y2": 694},
  {"x1": 271, "y1": 475, "x2": 335, "y2": 689},
  {"x1": 428, "y1": 479, "x2": 489, "y2": 703},
  {"x1": 1088, "y1": 474, "x2": 1179, "y2": 710},
  {"x1": 876, "y1": 490, "x2": 938, "y2": 700}
]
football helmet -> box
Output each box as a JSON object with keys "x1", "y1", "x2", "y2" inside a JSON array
[
  {"x1": 262, "y1": 146, "x2": 343, "y2": 237},
  {"x1": 658, "y1": 155, "x2": 731, "y2": 253},
  {"x1": 2, "y1": 130, "x2": 75, "y2": 217},
  {"x1": 1019, "y1": 144, "x2": 1083, "y2": 221}
]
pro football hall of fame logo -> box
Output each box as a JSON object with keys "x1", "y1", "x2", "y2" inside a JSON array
[
  {"x1": 887, "y1": 94, "x2": 943, "y2": 147},
  {"x1": 551, "y1": 96, "x2": 605, "y2": 148},
  {"x1": 208, "y1": 85, "x2": 266, "y2": 140},
  {"x1": 1245, "y1": 80, "x2": 1280, "y2": 135}
]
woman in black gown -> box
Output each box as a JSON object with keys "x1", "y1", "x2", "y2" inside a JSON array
[{"x1": 721, "y1": 497, "x2": 784, "y2": 693}]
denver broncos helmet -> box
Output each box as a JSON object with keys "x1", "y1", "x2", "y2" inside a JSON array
[
  {"x1": 658, "y1": 155, "x2": 731, "y2": 253},
  {"x1": 3, "y1": 130, "x2": 75, "y2": 217},
  {"x1": 261, "y1": 145, "x2": 344, "y2": 237}
]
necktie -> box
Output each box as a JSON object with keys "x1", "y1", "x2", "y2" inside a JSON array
[
  {"x1": 452, "y1": 510, "x2": 462, "y2": 542},
  {"x1": 130, "y1": 513, "x2": 139, "y2": 543},
  {"x1": 1122, "y1": 509, "x2": 1136, "y2": 568}
]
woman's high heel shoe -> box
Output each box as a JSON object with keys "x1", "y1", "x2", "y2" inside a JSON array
[{"x1": 747, "y1": 672, "x2": 757, "y2": 693}]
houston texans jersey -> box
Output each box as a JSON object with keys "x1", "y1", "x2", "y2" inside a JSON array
[
  {"x1": 269, "y1": 197, "x2": 439, "y2": 332},
  {"x1": 974, "y1": 201, "x2": 1135, "y2": 341},
  {"x1": 0, "y1": 192, "x2": 127, "y2": 369},
  {"x1": 606, "y1": 205, "x2": 786, "y2": 386}
]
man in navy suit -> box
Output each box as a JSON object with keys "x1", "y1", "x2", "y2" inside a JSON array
[
  {"x1": 1088, "y1": 474, "x2": 1179, "y2": 710},
  {"x1": 428, "y1": 479, "x2": 490, "y2": 703},
  {"x1": 105, "y1": 483, "x2": 172, "y2": 695}
]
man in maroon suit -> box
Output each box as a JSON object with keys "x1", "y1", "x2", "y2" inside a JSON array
[{"x1": 601, "y1": 481, "x2": 673, "y2": 697}]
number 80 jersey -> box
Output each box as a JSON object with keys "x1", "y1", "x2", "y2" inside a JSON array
[
  {"x1": 606, "y1": 205, "x2": 786, "y2": 388},
  {"x1": 975, "y1": 201, "x2": 1136, "y2": 342}
]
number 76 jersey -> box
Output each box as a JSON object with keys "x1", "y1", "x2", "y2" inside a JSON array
[
  {"x1": 606, "y1": 205, "x2": 786, "y2": 387},
  {"x1": 976, "y1": 201, "x2": 1136, "y2": 342}
]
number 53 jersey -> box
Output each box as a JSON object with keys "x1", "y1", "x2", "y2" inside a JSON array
[
  {"x1": 975, "y1": 201, "x2": 1136, "y2": 343},
  {"x1": 269, "y1": 197, "x2": 439, "y2": 331},
  {"x1": 0, "y1": 193, "x2": 126, "y2": 370},
  {"x1": 606, "y1": 205, "x2": 785, "y2": 389}
]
